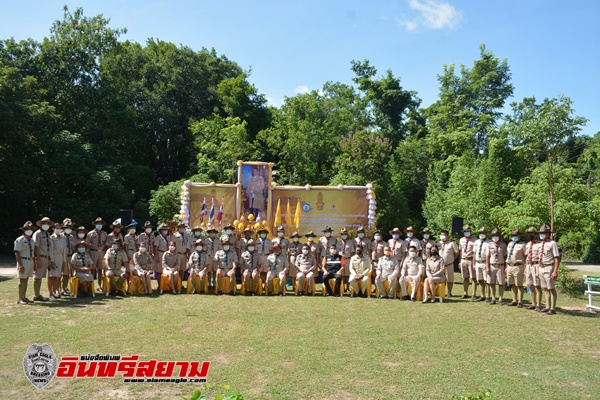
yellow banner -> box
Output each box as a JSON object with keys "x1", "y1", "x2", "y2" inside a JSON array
[
  {"x1": 271, "y1": 186, "x2": 369, "y2": 235},
  {"x1": 187, "y1": 184, "x2": 237, "y2": 228}
]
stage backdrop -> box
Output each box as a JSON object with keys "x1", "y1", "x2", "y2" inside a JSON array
[
  {"x1": 270, "y1": 185, "x2": 375, "y2": 236},
  {"x1": 180, "y1": 182, "x2": 238, "y2": 228}
]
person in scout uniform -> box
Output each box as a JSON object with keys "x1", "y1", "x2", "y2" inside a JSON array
[
  {"x1": 423, "y1": 246, "x2": 445, "y2": 303},
  {"x1": 256, "y1": 227, "x2": 273, "y2": 285},
  {"x1": 524, "y1": 227, "x2": 542, "y2": 311},
  {"x1": 237, "y1": 227, "x2": 254, "y2": 256},
  {"x1": 322, "y1": 244, "x2": 343, "y2": 297},
  {"x1": 295, "y1": 243, "x2": 317, "y2": 296},
  {"x1": 240, "y1": 239, "x2": 260, "y2": 295},
  {"x1": 133, "y1": 242, "x2": 155, "y2": 295},
  {"x1": 86, "y1": 217, "x2": 108, "y2": 292},
  {"x1": 388, "y1": 228, "x2": 406, "y2": 272},
  {"x1": 49, "y1": 223, "x2": 67, "y2": 299},
  {"x1": 420, "y1": 228, "x2": 436, "y2": 266},
  {"x1": 304, "y1": 231, "x2": 321, "y2": 270},
  {"x1": 106, "y1": 220, "x2": 124, "y2": 250},
  {"x1": 371, "y1": 230, "x2": 386, "y2": 285},
  {"x1": 33, "y1": 216, "x2": 54, "y2": 301},
  {"x1": 172, "y1": 222, "x2": 192, "y2": 274},
  {"x1": 272, "y1": 225, "x2": 290, "y2": 256},
  {"x1": 71, "y1": 241, "x2": 94, "y2": 297},
  {"x1": 403, "y1": 226, "x2": 422, "y2": 256},
  {"x1": 161, "y1": 240, "x2": 180, "y2": 294},
  {"x1": 505, "y1": 229, "x2": 527, "y2": 308},
  {"x1": 104, "y1": 238, "x2": 128, "y2": 295},
  {"x1": 203, "y1": 225, "x2": 220, "y2": 291},
  {"x1": 458, "y1": 225, "x2": 476, "y2": 300},
  {"x1": 188, "y1": 239, "x2": 210, "y2": 294},
  {"x1": 15, "y1": 221, "x2": 38, "y2": 304},
  {"x1": 437, "y1": 229, "x2": 459, "y2": 297},
  {"x1": 399, "y1": 245, "x2": 424, "y2": 301},
  {"x1": 349, "y1": 244, "x2": 371, "y2": 298},
  {"x1": 214, "y1": 237, "x2": 238, "y2": 295},
  {"x1": 354, "y1": 226, "x2": 371, "y2": 256},
  {"x1": 61, "y1": 218, "x2": 77, "y2": 295},
  {"x1": 319, "y1": 226, "x2": 337, "y2": 259},
  {"x1": 222, "y1": 223, "x2": 238, "y2": 253},
  {"x1": 537, "y1": 224, "x2": 561, "y2": 315},
  {"x1": 123, "y1": 223, "x2": 138, "y2": 263},
  {"x1": 154, "y1": 222, "x2": 171, "y2": 289},
  {"x1": 266, "y1": 243, "x2": 289, "y2": 295},
  {"x1": 190, "y1": 225, "x2": 204, "y2": 242},
  {"x1": 485, "y1": 228, "x2": 507, "y2": 305},
  {"x1": 137, "y1": 221, "x2": 155, "y2": 258},
  {"x1": 336, "y1": 227, "x2": 355, "y2": 292},
  {"x1": 287, "y1": 232, "x2": 303, "y2": 288},
  {"x1": 472, "y1": 227, "x2": 490, "y2": 301},
  {"x1": 376, "y1": 245, "x2": 400, "y2": 299}
]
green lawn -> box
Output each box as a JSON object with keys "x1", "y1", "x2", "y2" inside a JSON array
[{"x1": 0, "y1": 270, "x2": 598, "y2": 400}]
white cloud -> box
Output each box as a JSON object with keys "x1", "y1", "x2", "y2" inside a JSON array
[
  {"x1": 399, "y1": 0, "x2": 462, "y2": 31},
  {"x1": 266, "y1": 96, "x2": 283, "y2": 107},
  {"x1": 295, "y1": 85, "x2": 309, "y2": 94}
]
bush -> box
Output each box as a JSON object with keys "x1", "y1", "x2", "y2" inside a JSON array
[{"x1": 556, "y1": 264, "x2": 586, "y2": 298}]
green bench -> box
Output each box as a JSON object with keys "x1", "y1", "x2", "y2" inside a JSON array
[{"x1": 584, "y1": 275, "x2": 600, "y2": 312}]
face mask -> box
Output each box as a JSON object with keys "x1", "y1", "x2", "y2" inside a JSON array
[
  {"x1": 277, "y1": 232, "x2": 284, "y2": 237},
  {"x1": 78, "y1": 233, "x2": 85, "y2": 239},
  {"x1": 511, "y1": 236, "x2": 518, "y2": 242},
  {"x1": 145, "y1": 228, "x2": 152, "y2": 233},
  {"x1": 55, "y1": 229, "x2": 63, "y2": 234},
  {"x1": 374, "y1": 235, "x2": 381, "y2": 241},
  {"x1": 41, "y1": 224, "x2": 49, "y2": 231},
  {"x1": 357, "y1": 233, "x2": 364, "y2": 238},
  {"x1": 25, "y1": 230, "x2": 33, "y2": 236},
  {"x1": 356, "y1": 250, "x2": 363, "y2": 255},
  {"x1": 129, "y1": 229, "x2": 136, "y2": 234},
  {"x1": 226, "y1": 229, "x2": 233, "y2": 235},
  {"x1": 431, "y1": 251, "x2": 439, "y2": 256},
  {"x1": 302, "y1": 249, "x2": 309, "y2": 255},
  {"x1": 161, "y1": 230, "x2": 168, "y2": 236},
  {"x1": 65, "y1": 228, "x2": 72, "y2": 235},
  {"x1": 307, "y1": 237, "x2": 314, "y2": 242},
  {"x1": 196, "y1": 246, "x2": 203, "y2": 251},
  {"x1": 195, "y1": 231, "x2": 201, "y2": 237},
  {"x1": 223, "y1": 245, "x2": 230, "y2": 251},
  {"x1": 479, "y1": 234, "x2": 486, "y2": 240},
  {"x1": 112, "y1": 244, "x2": 118, "y2": 249},
  {"x1": 293, "y1": 237, "x2": 299, "y2": 242},
  {"x1": 392, "y1": 234, "x2": 399, "y2": 239},
  {"x1": 95, "y1": 224, "x2": 103, "y2": 230},
  {"x1": 178, "y1": 229, "x2": 185, "y2": 234},
  {"x1": 440, "y1": 235, "x2": 447, "y2": 241},
  {"x1": 341, "y1": 235, "x2": 347, "y2": 240},
  {"x1": 329, "y1": 249, "x2": 336, "y2": 255},
  {"x1": 409, "y1": 251, "x2": 416, "y2": 257},
  {"x1": 539, "y1": 234, "x2": 546, "y2": 240},
  {"x1": 528, "y1": 235, "x2": 535, "y2": 241},
  {"x1": 244, "y1": 233, "x2": 251, "y2": 239},
  {"x1": 407, "y1": 232, "x2": 414, "y2": 238},
  {"x1": 325, "y1": 232, "x2": 331, "y2": 237},
  {"x1": 423, "y1": 234, "x2": 430, "y2": 239},
  {"x1": 260, "y1": 233, "x2": 266, "y2": 239},
  {"x1": 77, "y1": 247, "x2": 85, "y2": 253},
  {"x1": 492, "y1": 236, "x2": 499, "y2": 242},
  {"x1": 169, "y1": 246, "x2": 176, "y2": 252},
  {"x1": 464, "y1": 232, "x2": 471, "y2": 237},
  {"x1": 248, "y1": 246, "x2": 255, "y2": 252},
  {"x1": 140, "y1": 247, "x2": 147, "y2": 253}
]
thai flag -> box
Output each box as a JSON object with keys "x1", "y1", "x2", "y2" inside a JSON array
[
  {"x1": 216, "y1": 198, "x2": 224, "y2": 225},
  {"x1": 209, "y1": 197, "x2": 215, "y2": 224},
  {"x1": 199, "y1": 197, "x2": 208, "y2": 222}
]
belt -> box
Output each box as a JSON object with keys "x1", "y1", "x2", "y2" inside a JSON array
[
  {"x1": 91, "y1": 249, "x2": 104, "y2": 252},
  {"x1": 39, "y1": 255, "x2": 50, "y2": 259},
  {"x1": 445, "y1": 263, "x2": 453, "y2": 267},
  {"x1": 540, "y1": 263, "x2": 554, "y2": 267},
  {"x1": 491, "y1": 263, "x2": 504, "y2": 267},
  {"x1": 21, "y1": 257, "x2": 33, "y2": 261},
  {"x1": 508, "y1": 262, "x2": 523, "y2": 266},
  {"x1": 476, "y1": 260, "x2": 485, "y2": 263},
  {"x1": 178, "y1": 251, "x2": 187, "y2": 255},
  {"x1": 461, "y1": 259, "x2": 472, "y2": 263}
]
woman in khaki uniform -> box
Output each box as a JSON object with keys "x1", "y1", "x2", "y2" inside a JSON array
[
  {"x1": 240, "y1": 239, "x2": 259, "y2": 295},
  {"x1": 61, "y1": 219, "x2": 77, "y2": 295},
  {"x1": 133, "y1": 242, "x2": 154, "y2": 295},
  {"x1": 188, "y1": 239, "x2": 210, "y2": 294},
  {"x1": 423, "y1": 248, "x2": 445, "y2": 303},
  {"x1": 162, "y1": 241, "x2": 180, "y2": 294},
  {"x1": 71, "y1": 241, "x2": 94, "y2": 297},
  {"x1": 49, "y1": 223, "x2": 67, "y2": 299}
]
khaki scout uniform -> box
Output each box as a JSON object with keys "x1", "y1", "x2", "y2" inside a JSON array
[
  {"x1": 172, "y1": 231, "x2": 192, "y2": 270},
  {"x1": 214, "y1": 248, "x2": 238, "y2": 292},
  {"x1": 104, "y1": 248, "x2": 128, "y2": 278},
  {"x1": 287, "y1": 240, "x2": 304, "y2": 278},
  {"x1": 486, "y1": 242, "x2": 507, "y2": 285},
  {"x1": 426, "y1": 256, "x2": 446, "y2": 284},
  {"x1": 459, "y1": 237, "x2": 475, "y2": 279},
  {"x1": 154, "y1": 234, "x2": 170, "y2": 272},
  {"x1": 506, "y1": 240, "x2": 526, "y2": 286},
  {"x1": 237, "y1": 237, "x2": 252, "y2": 256},
  {"x1": 348, "y1": 254, "x2": 371, "y2": 295},
  {"x1": 404, "y1": 237, "x2": 422, "y2": 255},
  {"x1": 203, "y1": 236, "x2": 220, "y2": 272},
  {"x1": 124, "y1": 233, "x2": 138, "y2": 262},
  {"x1": 137, "y1": 232, "x2": 155, "y2": 256},
  {"x1": 162, "y1": 250, "x2": 180, "y2": 272},
  {"x1": 399, "y1": 255, "x2": 424, "y2": 298},
  {"x1": 266, "y1": 252, "x2": 289, "y2": 293},
  {"x1": 33, "y1": 228, "x2": 52, "y2": 279},
  {"x1": 63, "y1": 232, "x2": 77, "y2": 278},
  {"x1": 133, "y1": 251, "x2": 155, "y2": 276},
  {"x1": 272, "y1": 236, "x2": 290, "y2": 256},
  {"x1": 256, "y1": 237, "x2": 273, "y2": 273},
  {"x1": 525, "y1": 240, "x2": 541, "y2": 287},
  {"x1": 319, "y1": 236, "x2": 337, "y2": 258},
  {"x1": 472, "y1": 238, "x2": 490, "y2": 282},
  {"x1": 354, "y1": 236, "x2": 372, "y2": 255},
  {"x1": 304, "y1": 239, "x2": 320, "y2": 269},
  {"x1": 15, "y1": 235, "x2": 36, "y2": 279},
  {"x1": 189, "y1": 250, "x2": 210, "y2": 273},
  {"x1": 538, "y1": 239, "x2": 560, "y2": 290},
  {"x1": 387, "y1": 239, "x2": 406, "y2": 265},
  {"x1": 336, "y1": 238, "x2": 355, "y2": 277},
  {"x1": 420, "y1": 239, "x2": 436, "y2": 263},
  {"x1": 438, "y1": 240, "x2": 459, "y2": 284},
  {"x1": 240, "y1": 250, "x2": 259, "y2": 273},
  {"x1": 49, "y1": 233, "x2": 67, "y2": 278},
  {"x1": 71, "y1": 252, "x2": 94, "y2": 282},
  {"x1": 371, "y1": 239, "x2": 386, "y2": 268},
  {"x1": 86, "y1": 229, "x2": 108, "y2": 270},
  {"x1": 295, "y1": 253, "x2": 316, "y2": 293},
  {"x1": 375, "y1": 256, "x2": 399, "y2": 297}
]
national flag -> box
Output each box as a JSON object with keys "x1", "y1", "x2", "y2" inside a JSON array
[
  {"x1": 199, "y1": 197, "x2": 208, "y2": 223},
  {"x1": 285, "y1": 199, "x2": 293, "y2": 235},
  {"x1": 294, "y1": 199, "x2": 302, "y2": 229},
  {"x1": 209, "y1": 197, "x2": 216, "y2": 224},
  {"x1": 216, "y1": 198, "x2": 224, "y2": 225}
]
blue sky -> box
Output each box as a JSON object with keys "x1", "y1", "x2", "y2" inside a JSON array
[{"x1": 1, "y1": 0, "x2": 598, "y2": 136}]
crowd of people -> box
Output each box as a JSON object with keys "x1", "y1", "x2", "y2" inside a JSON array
[{"x1": 13, "y1": 217, "x2": 561, "y2": 315}]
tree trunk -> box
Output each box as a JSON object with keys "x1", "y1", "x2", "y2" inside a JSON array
[{"x1": 548, "y1": 159, "x2": 555, "y2": 238}]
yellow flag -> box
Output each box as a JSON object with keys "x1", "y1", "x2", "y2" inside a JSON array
[
  {"x1": 274, "y1": 198, "x2": 281, "y2": 228},
  {"x1": 285, "y1": 199, "x2": 293, "y2": 235},
  {"x1": 294, "y1": 199, "x2": 302, "y2": 229}
]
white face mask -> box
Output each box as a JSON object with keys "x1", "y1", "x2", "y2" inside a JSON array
[
  {"x1": 423, "y1": 234, "x2": 430, "y2": 239},
  {"x1": 307, "y1": 237, "x2": 314, "y2": 242},
  {"x1": 78, "y1": 233, "x2": 85, "y2": 239},
  {"x1": 42, "y1": 224, "x2": 50, "y2": 231},
  {"x1": 293, "y1": 237, "x2": 299, "y2": 242},
  {"x1": 325, "y1": 232, "x2": 331, "y2": 237},
  {"x1": 479, "y1": 234, "x2": 486, "y2": 240},
  {"x1": 194, "y1": 231, "x2": 201, "y2": 237},
  {"x1": 248, "y1": 246, "x2": 255, "y2": 252},
  {"x1": 341, "y1": 235, "x2": 347, "y2": 240},
  {"x1": 129, "y1": 229, "x2": 136, "y2": 234},
  {"x1": 374, "y1": 235, "x2": 381, "y2": 241},
  {"x1": 77, "y1": 247, "x2": 85, "y2": 253},
  {"x1": 392, "y1": 234, "x2": 399, "y2": 239},
  {"x1": 302, "y1": 249, "x2": 309, "y2": 255},
  {"x1": 357, "y1": 233, "x2": 364, "y2": 238},
  {"x1": 440, "y1": 235, "x2": 447, "y2": 241},
  {"x1": 223, "y1": 245, "x2": 230, "y2": 251},
  {"x1": 112, "y1": 244, "x2": 118, "y2": 249},
  {"x1": 196, "y1": 246, "x2": 203, "y2": 251},
  {"x1": 260, "y1": 233, "x2": 266, "y2": 239},
  {"x1": 409, "y1": 251, "x2": 416, "y2": 257},
  {"x1": 226, "y1": 229, "x2": 233, "y2": 235},
  {"x1": 145, "y1": 228, "x2": 152, "y2": 233},
  {"x1": 464, "y1": 232, "x2": 471, "y2": 237},
  {"x1": 25, "y1": 230, "x2": 33, "y2": 236},
  {"x1": 407, "y1": 232, "x2": 414, "y2": 237},
  {"x1": 65, "y1": 228, "x2": 72, "y2": 235},
  {"x1": 95, "y1": 224, "x2": 103, "y2": 230},
  {"x1": 140, "y1": 247, "x2": 147, "y2": 253},
  {"x1": 329, "y1": 249, "x2": 336, "y2": 255},
  {"x1": 492, "y1": 236, "x2": 500, "y2": 242},
  {"x1": 511, "y1": 236, "x2": 518, "y2": 242},
  {"x1": 277, "y1": 232, "x2": 284, "y2": 237},
  {"x1": 55, "y1": 229, "x2": 63, "y2": 234},
  {"x1": 539, "y1": 234, "x2": 546, "y2": 240}
]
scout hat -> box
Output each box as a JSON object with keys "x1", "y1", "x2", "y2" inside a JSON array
[
  {"x1": 478, "y1": 226, "x2": 487, "y2": 234},
  {"x1": 191, "y1": 226, "x2": 203, "y2": 232},
  {"x1": 257, "y1": 227, "x2": 269, "y2": 234},
  {"x1": 143, "y1": 221, "x2": 153, "y2": 228},
  {"x1": 373, "y1": 230, "x2": 381, "y2": 235},
  {"x1": 404, "y1": 226, "x2": 416, "y2": 233},
  {"x1": 422, "y1": 227, "x2": 432, "y2": 234},
  {"x1": 304, "y1": 231, "x2": 316, "y2": 238},
  {"x1": 223, "y1": 223, "x2": 235, "y2": 230},
  {"x1": 157, "y1": 222, "x2": 169, "y2": 231},
  {"x1": 220, "y1": 236, "x2": 232, "y2": 245},
  {"x1": 110, "y1": 221, "x2": 123, "y2": 230},
  {"x1": 62, "y1": 218, "x2": 75, "y2": 228},
  {"x1": 272, "y1": 243, "x2": 282, "y2": 250},
  {"x1": 340, "y1": 227, "x2": 349, "y2": 234},
  {"x1": 539, "y1": 224, "x2": 552, "y2": 233},
  {"x1": 194, "y1": 239, "x2": 204, "y2": 246},
  {"x1": 389, "y1": 227, "x2": 402, "y2": 236},
  {"x1": 75, "y1": 240, "x2": 89, "y2": 249},
  {"x1": 526, "y1": 226, "x2": 538, "y2": 234},
  {"x1": 92, "y1": 217, "x2": 106, "y2": 226},
  {"x1": 112, "y1": 238, "x2": 123, "y2": 246},
  {"x1": 36, "y1": 217, "x2": 55, "y2": 227},
  {"x1": 246, "y1": 239, "x2": 257, "y2": 246},
  {"x1": 277, "y1": 225, "x2": 285, "y2": 232},
  {"x1": 177, "y1": 222, "x2": 186, "y2": 228},
  {"x1": 490, "y1": 228, "x2": 502, "y2": 237},
  {"x1": 290, "y1": 232, "x2": 301, "y2": 238},
  {"x1": 75, "y1": 226, "x2": 88, "y2": 234},
  {"x1": 243, "y1": 227, "x2": 254, "y2": 234},
  {"x1": 206, "y1": 225, "x2": 218, "y2": 234},
  {"x1": 357, "y1": 226, "x2": 366, "y2": 233},
  {"x1": 19, "y1": 221, "x2": 37, "y2": 231},
  {"x1": 462, "y1": 224, "x2": 472, "y2": 232},
  {"x1": 510, "y1": 228, "x2": 521, "y2": 236},
  {"x1": 322, "y1": 226, "x2": 333, "y2": 232}
]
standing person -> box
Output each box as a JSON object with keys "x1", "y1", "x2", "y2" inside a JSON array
[
  {"x1": 524, "y1": 227, "x2": 542, "y2": 311},
  {"x1": 348, "y1": 244, "x2": 371, "y2": 298},
  {"x1": 375, "y1": 246, "x2": 399, "y2": 299},
  {"x1": 32, "y1": 216, "x2": 54, "y2": 301},
  {"x1": 354, "y1": 226, "x2": 371, "y2": 256},
  {"x1": 420, "y1": 228, "x2": 436, "y2": 265},
  {"x1": 506, "y1": 229, "x2": 527, "y2": 308},
  {"x1": 266, "y1": 243, "x2": 289, "y2": 296},
  {"x1": 322, "y1": 244, "x2": 343, "y2": 297},
  {"x1": 203, "y1": 225, "x2": 220, "y2": 292},
  {"x1": 104, "y1": 238, "x2": 128, "y2": 296},
  {"x1": 137, "y1": 221, "x2": 155, "y2": 260},
  {"x1": 106, "y1": 220, "x2": 124, "y2": 251},
  {"x1": 371, "y1": 230, "x2": 386, "y2": 286},
  {"x1": 458, "y1": 225, "x2": 476, "y2": 299},
  {"x1": 295, "y1": 243, "x2": 316, "y2": 296},
  {"x1": 423, "y1": 247, "x2": 446, "y2": 303},
  {"x1": 304, "y1": 231, "x2": 321, "y2": 270},
  {"x1": 256, "y1": 227, "x2": 272, "y2": 288},
  {"x1": 86, "y1": 217, "x2": 108, "y2": 292},
  {"x1": 133, "y1": 242, "x2": 155, "y2": 295},
  {"x1": 388, "y1": 228, "x2": 406, "y2": 276},
  {"x1": 485, "y1": 228, "x2": 507, "y2": 305},
  {"x1": 172, "y1": 222, "x2": 192, "y2": 278},
  {"x1": 472, "y1": 227, "x2": 490, "y2": 301},
  {"x1": 538, "y1": 224, "x2": 561, "y2": 315},
  {"x1": 190, "y1": 225, "x2": 204, "y2": 243},
  {"x1": 71, "y1": 241, "x2": 95, "y2": 297},
  {"x1": 61, "y1": 219, "x2": 77, "y2": 296},
  {"x1": 15, "y1": 221, "x2": 38, "y2": 304},
  {"x1": 287, "y1": 232, "x2": 303, "y2": 290},
  {"x1": 438, "y1": 229, "x2": 459, "y2": 297},
  {"x1": 272, "y1": 225, "x2": 290, "y2": 256},
  {"x1": 247, "y1": 167, "x2": 266, "y2": 217},
  {"x1": 123, "y1": 223, "x2": 138, "y2": 262},
  {"x1": 161, "y1": 240, "x2": 180, "y2": 294},
  {"x1": 403, "y1": 227, "x2": 422, "y2": 255},
  {"x1": 240, "y1": 239, "x2": 259, "y2": 295},
  {"x1": 154, "y1": 222, "x2": 170, "y2": 291},
  {"x1": 222, "y1": 223, "x2": 238, "y2": 255},
  {"x1": 188, "y1": 239, "x2": 210, "y2": 294},
  {"x1": 399, "y1": 245, "x2": 424, "y2": 301},
  {"x1": 214, "y1": 238, "x2": 238, "y2": 295},
  {"x1": 49, "y1": 223, "x2": 67, "y2": 299},
  {"x1": 319, "y1": 226, "x2": 338, "y2": 260},
  {"x1": 237, "y1": 227, "x2": 254, "y2": 256},
  {"x1": 337, "y1": 227, "x2": 355, "y2": 292}
]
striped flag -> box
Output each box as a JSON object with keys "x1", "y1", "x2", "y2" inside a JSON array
[
  {"x1": 199, "y1": 197, "x2": 208, "y2": 223},
  {"x1": 209, "y1": 197, "x2": 216, "y2": 224},
  {"x1": 216, "y1": 198, "x2": 224, "y2": 225}
]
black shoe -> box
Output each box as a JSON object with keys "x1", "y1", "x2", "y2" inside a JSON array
[
  {"x1": 217, "y1": 291, "x2": 223, "y2": 295},
  {"x1": 33, "y1": 295, "x2": 49, "y2": 302},
  {"x1": 117, "y1": 290, "x2": 125, "y2": 296},
  {"x1": 411, "y1": 298, "x2": 415, "y2": 302},
  {"x1": 230, "y1": 291, "x2": 235, "y2": 296},
  {"x1": 335, "y1": 294, "x2": 341, "y2": 297}
]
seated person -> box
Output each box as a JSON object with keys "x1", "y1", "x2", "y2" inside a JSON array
[
  {"x1": 294, "y1": 244, "x2": 316, "y2": 295},
  {"x1": 71, "y1": 241, "x2": 94, "y2": 296},
  {"x1": 162, "y1": 241, "x2": 181, "y2": 294},
  {"x1": 104, "y1": 238, "x2": 128, "y2": 296},
  {"x1": 322, "y1": 244, "x2": 343, "y2": 297},
  {"x1": 399, "y1": 245, "x2": 424, "y2": 301},
  {"x1": 349, "y1": 244, "x2": 371, "y2": 298},
  {"x1": 375, "y1": 246, "x2": 399, "y2": 299},
  {"x1": 240, "y1": 239, "x2": 260, "y2": 295},
  {"x1": 133, "y1": 242, "x2": 155, "y2": 295},
  {"x1": 214, "y1": 237, "x2": 238, "y2": 295},
  {"x1": 266, "y1": 243, "x2": 289, "y2": 295},
  {"x1": 423, "y1": 247, "x2": 446, "y2": 303},
  {"x1": 188, "y1": 239, "x2": 210, "y2": 294}
]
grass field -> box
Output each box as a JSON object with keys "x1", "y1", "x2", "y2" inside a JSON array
[{"x1": 0, "y1": 270, "x2": 598, "y2": 400}]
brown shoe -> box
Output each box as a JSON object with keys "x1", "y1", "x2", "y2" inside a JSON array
[
  {"x1": 546, "y1": 309, "x2": 557, "y2": 315},
  {"x1": 541, "y1": 308, "x2": 550, "y2": 313},
  {"x1": 517, "y1": 303, "x2": 523, "y2": 308},
  {"x1": 526, "y1": 305, "x2": 536, "y2": 310},
  {"x1": 23, "y1": 298, "x2": 34, "y2": 303},
  {"x1": 460, "y1": 294, "x2": 468, "y2": 299},
  {"x1": 507, "y1": 301, "x2": 518, "y2": 307},
  {"x1": 534, "y1": 306, "x2": 542, "y2": 312}
]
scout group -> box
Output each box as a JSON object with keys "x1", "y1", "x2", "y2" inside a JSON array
[{"x1": 13, "y1": 217, "x2": 561, "y2": 315}]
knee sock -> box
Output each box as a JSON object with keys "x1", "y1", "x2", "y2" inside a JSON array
[
  {"x1": 550, "y1": 290, "x2": 557, "y2": 310},
  {"x1": 490, "y1": 285, "x2": 496, "y2": 300},
  {"x1": 498, "y1": 286, "x2": 504, "y2": 302},
  {"x1": 473, "y1": 282, "x2": 478, "y2": 296},
  {"x1": 517, "y1": 286, "x2": 524, "y2": 303},
  {"x1": 529, "y1": 286, "x2": 537, "y2": 306},
  {"x1": 463, "y1": 280, "x2": 469, "y2": 295},
  {"x1": 536, "y1": 288, "x2": 542, "y2": 307},
  {"x1": 545, "y1": 291, "x2": 551, "y2": 309},
  {"x1": 34, "y1": 279, "x2": 42, "y2": 297},
  {"x1": 18, "y1": 282, "x2": 25, "y2": 300},
  {"x1": 447, "y1": 282, "x2": 453, "y2": 295},
  {"x1": 511, "y1": 285, "x2": 518, "y2": 302}
]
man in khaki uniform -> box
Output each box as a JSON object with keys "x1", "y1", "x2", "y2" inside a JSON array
[
  {"x1": 388, "y1": 228, "x2": 406, "y2": 268},
  {"x1": 203, "y1": 225, "x2": 220, "y2": 291},
  {"x1": 15, "y1": 221, "x2": 38, "y2": 304},
  {"x1": 133, "y1": 242, "x2": 155, "y2": 295},
  {"x1": 33, "y1": 216, "x2": 54, "y2": 301},
  {"x1": 237, "y1": 227, "x2": 254, "y2": 256},
  {"x1": 319, "y1": 226, "x2": 337, "y2": 258},
  {"x1": 506, "y1": 229, "x2": 527, "y2": 307},
  {"x1": 399, "y1": 245, "x2": 424, "y2": 301},
  {"x1": 337, "y1": 227, "x2": 355, "y2": 292},
  {"x1": 376, "y1": 246, "x2": 399, "y2": 299},
  {"x1": 256, "y1": 228, "x2": 272, "y2": 284},
  {"x1": 49, "y1": 223, "x2": 67, "y2": 299},
  {"x1": 214, "y1": 238, "x2": 238, "y2": 295},
  {"x1": 123, "y1": 223, "x2": 138, "y2": 262},
  {"x1": 188, "y1": 239, "x2": 210, "y2": 294},
  {"x1": 172, "y1": 222, "x2": 192, "y2": 271},
  {"x1": 61, "y1": 218, "x2": 77, "y2": 295},
  {"x1": 349, "y1": 244, "x2": 371, "y2": 298},
  {"x1": 537, "y1": 224, "x2": 560, "y2": 315},
  {"x1": 458, "y1": 225, "x2": 476, "y2": 299},
  {"x1": 420, "y1": 228, "x2": 435, "y2": 263},
  {"x1": 472, "y1": 227, "x2": 490, "y2": 301},
  {"x1": 295, "y1": 243, "x2": 316, "y2": 295},
  {"x1": 485, "y1": 228, "x2": 507, "y2": 304},
  {"x1": 86, "y1": 217, "x2": 108, "y2": 292},
  {"x1": 288, "y1": 232, "x2": 303, "y2": 288},
  {"x1": 403, "y1": 226, "x2": 422, "y2": 255},
  {"x1": 222, "y1": 223, "x2": 238, "y2": 255},
  {"x1": 354, "y1": 226, "x2": 371, "y2": 256},
  {"x1": 266, "y1": 243, "x2": 289, "y2": 295},
  {"x1": 304, "y1": 232, "x2": 321, "y2": 276},
  {"x1": 106, "y1": 220, "x2": 124, "y2": 249},
  {"x1": 371, "y1": 230, "x2": 386, "y2": 285},
  {"x1": 104, "y1": 238, "x2": 128, "y2": 295},
  {"x1": 524, "y1": 227, "x2": 542, "y2": 311},
  {"x1": 239, "y1": 239, "x2": 259, "y2": 295},
  {"x1": 154, "y1": 222, "x2": 171, "y2": 290},
  {"x1": 438, "y1": 229, "x2": 459, "y2": 297},
  {"x1": 137, "y1": 221, "x2": 155, "y2": 258},
  {"x1": 272, "y1": 225, "x2": 290, "y2": 256}
]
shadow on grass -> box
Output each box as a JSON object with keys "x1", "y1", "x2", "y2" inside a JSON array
[
  {"x1": 0, "y1": 275, "x2": 13, "y2": 283},
  {"x1": 557, "y1": 307, "x2": 600, "y2": 319}
]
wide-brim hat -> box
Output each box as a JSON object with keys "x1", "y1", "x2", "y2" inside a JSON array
[
  {"x1": 157, "y1": 222, "x2": 169, "y2": 230},
  {"x1": 340, "y1": 227, "x2": 349, "y2": 234},
  {"x1": 290, "y1": 231, "x2": 301, "y2": 238},
  {"x1": 243, "y1": 227, "x2": 254, "y2": 233},
  {"x1": 177, "y1": 222, "x2": 187, "y2": 228},
  {"x1": 257, "y1": 228, "x2": 269, "y2": 234},
  {"x1": 110, "y1": 219, "x2": 123, "y2": 229},
  {"x1": 36, "y1": 217, "x2": 54, "y2": 227},
  {"x1": 478, "y1": 226, "x2": 487, "y2": 234},
  {"x1": 304, "y1": 231, "x2": 316, "y2": 237},
  {"x1": 322, "y1": 226, "x2": 333, "y2": 232},
  {"x1": 205, "y1": 225, "x2": 218, "y2": 233},
  {"x1": 421, "y1": 228, "x2": 431, "y2": 234},
  {"x1": 539, "y1": 224, "x2": 552, "y2": 233},
  {"x1": 373, "y1": 230, "x2": 381, "y2": 235},
  {"x1": 194, "y1": 239, "x2": 204, "y2": 245},
  {"x1": 490, "y1": 228, "x2": 502, "y2": 237},
  {"x1": 75, "y1": 240, "x2": 89, "y2": 249},
  {"x1": 125, "y1": 223, "x2": 137, "y2": 229},
  {"x1": 272, "y1": 243, "x2": 282, "y2": 249},
  {"x1": 276, "y1": 225, "x2": 285, "y2": 232},
  {"x1": 143, "y1": 221, "x2": 153, "y2": 228},
  {"x1": 224, "y1": 223, "x2": 235, "y2": 230},
  {"x1": 191, "y1": 226, "x2": 203, "y2": 232},
  {"x1": 75, "y1": 226, "x2": 88, "y2": 234},
  {"x1": 510, "y1": 229, "x2": 521, "y2": 236},
  {"x1": 526, "y1": 226, "x2": 538, "y2": 234},
  {"x1": 357, "y1": 226, "x2": 366, "y2": 233},
  {"x1": 462, "y1": 224, "x2": 472, "y2": 232},
  {"x1": 19, "y1": 221, "x2": 37, "y2": 231},
  {"x1": 92, "y1": 217, "x2": 106, "y2": 226},
  {"x1": 246, "y1": 239, "x2": 257, "y2": 246},
  {"x1": 389, "y1": 227, "x2": 402, "y2": 235},
  {"x1": 404, "y1": 226, "x2": 416, "y2": 233},
  {"x1": 220, "y1": 237, "x2": 232, "y2": 245},
  {"x1": 112, "y1": 238, "x2": 123, "y2": 246},
  {"x1": 62, "y1": 218, "x2": 75, "y2": 228}
]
